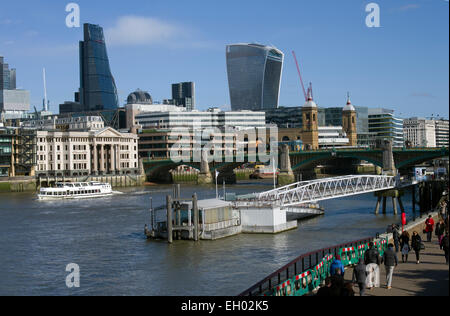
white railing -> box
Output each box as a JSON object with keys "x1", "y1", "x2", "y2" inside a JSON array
[{"x1": 256, "y1": 175, "x2": 397, "y2": 208}]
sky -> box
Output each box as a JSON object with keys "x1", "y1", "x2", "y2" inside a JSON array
[{"x1": 0, "y1": 0, "x2": 448, "y2": 119}]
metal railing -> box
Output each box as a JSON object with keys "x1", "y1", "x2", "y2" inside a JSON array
[{"x1": 238, "y1": 236, "x2": 374, "y2": 296}]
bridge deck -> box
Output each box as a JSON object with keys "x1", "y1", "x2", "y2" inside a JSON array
[{"x1": 345, "y1": 232, "x2": 449, "y2": 296}]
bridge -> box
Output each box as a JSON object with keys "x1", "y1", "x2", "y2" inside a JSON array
[{"x1": 142, "y1": 146, "x2": 448, "y2": 184}]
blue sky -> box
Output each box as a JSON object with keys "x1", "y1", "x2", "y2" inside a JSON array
[{"x1": 0, "y1": 0, "x2": 448, "y2": 118}]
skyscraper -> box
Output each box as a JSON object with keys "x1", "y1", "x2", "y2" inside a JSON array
[
  {"x1": 78, "y1": 23, "x2": 119, "y2": 111},
  {"x1": 172, "y1": 82, "x2": 195, "y2": 111},
  {"x1": 226, "y1": 43, "x2": 284, "y2": 111}
]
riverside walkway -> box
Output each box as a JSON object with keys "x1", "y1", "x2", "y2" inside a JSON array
[{"x1": 345, "y1": 223, "x2": 449, "y2": 296}]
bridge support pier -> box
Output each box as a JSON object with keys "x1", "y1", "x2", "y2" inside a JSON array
[
  {"x1": 197, "y1": 150, "x2": 213, "y2": 185},
  {"x1": 277, "y1": 145, "x2": 295, "y2": 187},
  {"x1": 375, "y1": 189, "x2": 403, "y2": 215}
]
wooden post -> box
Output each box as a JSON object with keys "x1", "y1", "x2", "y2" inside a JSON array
[
  {"x1": 193, "y1": 193, "x2": 199, "y2": 242},
  {"x1": 167, "y1": 195, "x2": 173, "y2": 244}
]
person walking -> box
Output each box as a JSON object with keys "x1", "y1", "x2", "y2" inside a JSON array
[
  {"x1": 436, "y1": 219, "x2": 446, "y2": 249},
  {"x1": 382, "y1": 244, "x2": 398, "y2": 290},
  {"x1": 440, "y1": 231, "x2": 449, "y2": 264},
  {"x1": 329, "y1": 255, "x2": 345, "y2": 277},
  {"x1": 352, "y1": 258, "x2": 368, "y2": 296},
  {"x1": 411, "y1": 231, "x2": 423, "y2": 264},
  {"x1": 364, "y1": 242, "x2": 381, "y2": 289},
  {"x1": 400, "y1": 231, "x2": 411, "y2": 263},
  {"x1": 425, "y1": 215, "x2": 435, "y2": 242},
  {"x1": 392, "y1": 225, "x2": 400, "y2": 253}
]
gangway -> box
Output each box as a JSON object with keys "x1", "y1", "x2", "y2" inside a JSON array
[{"x1": 254, "y1": 175, "x2": 397, "y2": 208}]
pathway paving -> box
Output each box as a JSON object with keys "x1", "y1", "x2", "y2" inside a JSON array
[{"x1": 346, "y1": 232, "x2": 449, "y2": 296}]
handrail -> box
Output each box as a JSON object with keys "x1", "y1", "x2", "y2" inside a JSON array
[{"x1": 238, "y1": 236, "x2": 374, "y2": 296}]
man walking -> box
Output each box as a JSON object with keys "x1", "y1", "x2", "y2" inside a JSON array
[
  {"x1": 364, "y1": 242, "x2": 381, "y2": 289},
  {"x1": 441, "y1": 232, "x2": 449, "y2": 265},
  {"x1": 352, "y1": 258, "x2": 368, "y2": 296},
  {"x1": 382, "y1": 243, "x2": 398, "y2": 290},
  {"x1": 392, "y1": 224, "x2": 400, "y2": 253}
]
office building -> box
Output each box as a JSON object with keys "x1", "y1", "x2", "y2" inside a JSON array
[
  {"x1": 403, "y1": 117, "x2": 436, "y2": 148},
  {"x1": 0, "y1": 56, "x2": 30, "y2": 120},
  {"x1": 318, "y1": 126, "x2": 350, "y2": 149},
  {"x1": 433, "y1": 118, "x2": 449, "y2": 148},
  {"x1": 35, "y1": 126, "x2": 139, "y2": 178},
  {"x1": 226, "y1": 43, "x2": 284, "y2": 111},
  {"x1": 171, "y1": 82, "x2": 195, "y2": 111},
  {"x1": 60, "y1": 24, "x2": 119, "y2": 114},
  {"x1": 136, "y1": 108, "x2": 266, "y2": 130},
  {"x1": 368, "y1": 109, "x2": 404, "y2": 148}
]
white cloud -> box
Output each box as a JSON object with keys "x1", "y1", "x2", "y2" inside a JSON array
[{"x1": 105, "y1": 16, "x2": 188, "y2": 47}]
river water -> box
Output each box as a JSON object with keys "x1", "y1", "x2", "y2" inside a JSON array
[{"x1": 0, "y1": 182, "x2": 416, "y2": 296}]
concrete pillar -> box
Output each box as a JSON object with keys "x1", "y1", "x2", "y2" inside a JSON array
[
  {"x1": 92, "y1": 144, "x2": 98, "y2": 175},
  {"x1": 197, "y1": 150, "x2": 212, "y2": 184},
  {"x1": 278, "y1": 145, "x2": 295, "y2": 186},
  {"x1": 375, "y1": 196, "x2": 382, "y2": 215},
  {"x1": 398, "y1": 196, "x2": 405, "y2": 213},
  {"x1": 392, "y1": 197, "x2": 398, "y2": 215}
]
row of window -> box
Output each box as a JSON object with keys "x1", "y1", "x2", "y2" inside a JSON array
[{"x1": 43, "y1": 189, "x2": 101, "y2": 196}]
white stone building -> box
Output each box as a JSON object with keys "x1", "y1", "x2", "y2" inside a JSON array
[
  {"x1": 403, "y1": 117, "x2": 436, "y2": 148},
  {"x1": 35, "y1": 127, "x2": 139, "y2": 177},
  {"x1": 433, "y1": 118, "x2": 449, "y2": 148}
]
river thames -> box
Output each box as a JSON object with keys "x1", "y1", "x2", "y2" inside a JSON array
[{"x1": 0, "y1": 182, "x2": 416, "y2": 296}]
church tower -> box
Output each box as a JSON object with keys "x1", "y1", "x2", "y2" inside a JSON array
[
  {"x1": 301, "y1": 86, "x2": 319, "y2": 150},
  {"x1": 342, "y1": 93, "x2": 357, "y2": 147}
]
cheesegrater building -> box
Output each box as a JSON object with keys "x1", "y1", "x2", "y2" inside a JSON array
[{"x1": 226, "y1": 43, "x2": 284, "y2": 111}]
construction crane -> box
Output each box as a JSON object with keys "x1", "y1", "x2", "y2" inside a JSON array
[{"x1": 292, "y1": 51, "x2": 308, "y2": 102}]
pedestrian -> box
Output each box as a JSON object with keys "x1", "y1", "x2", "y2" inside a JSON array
[
  {"x1": 440, "y1": 231, "x2": 449, "y2": 265},
  {"x1": 425, "y1": 215, "x2": 435, "y2": 242},
  {"x1": 316, "y1": 277, "x2": 332, "y2": 296},
  {"x1": 411, "y1": 231, "x2": 423, "y2": 264},
  {"x1": 382, "y1": 243, "x2": 398, "y2": 290},
  {"x1": 352, "y1": 257, "x2": 368, "y2": 296},
  {"x1": 400, "y1": 231, "x2": 411, "y2": 263},
  {"x1": 392, "y1": 224, "x2": 400, "y2": 253},
  {"x1": 435, "y1": 219, "x2": 446, "y2": 249},
  {"x1": 329, "y1": 255, "x2": 345, "y2": 277},
  {"x1": 364, "y1": 242, "x2": 381, "y2": 289}
]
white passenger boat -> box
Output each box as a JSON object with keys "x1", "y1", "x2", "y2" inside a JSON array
[{"x1": 38, "y1": 182, "x2": 114, "y2": 200}]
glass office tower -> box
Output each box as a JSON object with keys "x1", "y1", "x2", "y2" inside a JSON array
[
  {"x1": 226, "y1": 43, "x2": 284, "y2": 111},
  {"x1": 79, "y1": 24, "x2": 119, "y2": 111}
]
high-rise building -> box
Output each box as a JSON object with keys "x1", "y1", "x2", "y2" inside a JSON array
[
  {"x1": 433, "y1": 118, "x2": 449, "y2": 148},
  {"x1": 0, "y1": 56, "x2": 30, "y2": 120},
  {"x1": 403, "y1": 117, "x2": 436, "y2": 148},
  {"x1": 78, "y1": 23, "x2": 119, "y2": 112},
  {"x1": 171, "y1": 82, "x2": 195, "y2": 111},
  {"x1": 368, "y1": 109, "x2": 404, "y2": 148},
  {"x1": 226, "y1": 43, "x2": 284, "y2": 111}
]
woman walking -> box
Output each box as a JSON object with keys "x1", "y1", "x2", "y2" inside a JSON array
[
  {"x1": 411, "y1": 231, "x2": 422, "y2": 264},
  {"x1": 400, "y1": 231, "x2": 410, "y2": 263},
  {"x1": 435, "y1": 219, "x2": 446, "y2": 249}
]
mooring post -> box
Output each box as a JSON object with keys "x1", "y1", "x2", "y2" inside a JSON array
[
  {"x1": 167, "y1": 195, "x2": 173, "y2": 244},
  {"x1": 193, "y1": 193, "x2": 199, "y2": 242},
  {"x1": 382, "y1": 197, "x2": 387, "y2": 214}
]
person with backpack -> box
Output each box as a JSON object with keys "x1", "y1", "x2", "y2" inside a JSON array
[
  {"x1": 440, "y1": 231, "x2": 449, "y2": 264},
  {"x1": 364, "y1": 242, "x2": 381, "y2": 289},
  {"x1": 411, "y1": 231, "x2": 423, "y2": 264},
  {"x1": 382, "y1": 244, "x2": 398, "y2": 290}
]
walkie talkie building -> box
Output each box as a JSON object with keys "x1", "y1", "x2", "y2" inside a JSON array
[
  {"x1": 79, "y1": 23, "x2": 119, "y2": 111},
  {"x1": 226, "y1": 43, "x2": 284, "y2": 111}
]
